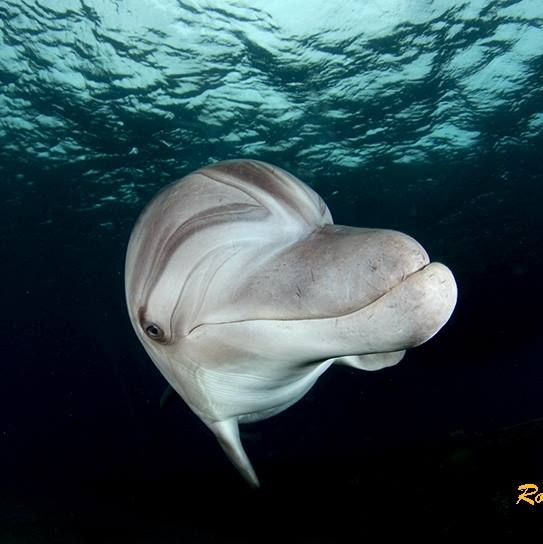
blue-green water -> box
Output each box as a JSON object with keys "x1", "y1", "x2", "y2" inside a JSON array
[{"x1": 1, "y1": 0, "x2": 543, "y2": 540}]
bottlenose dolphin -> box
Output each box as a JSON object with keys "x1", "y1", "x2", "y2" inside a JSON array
[{"x1": 125, "y1": 159, "x2": 457, "y2": 487}]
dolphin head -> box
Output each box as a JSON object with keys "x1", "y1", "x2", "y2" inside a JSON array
[{"x1": 125, "y1": 160, "x2": 457, "y2": 486}]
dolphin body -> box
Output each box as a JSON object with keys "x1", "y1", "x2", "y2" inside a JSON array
[{"x1": 125, "y1": 159, "x2": 457, "y2": 487}]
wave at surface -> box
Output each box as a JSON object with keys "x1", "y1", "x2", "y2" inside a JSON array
[{"x1": 1, "y1": 0, "x2": 542, "y2": 211}]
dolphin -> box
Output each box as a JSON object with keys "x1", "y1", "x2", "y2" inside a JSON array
[{"x1": 125, "y1": 159, "x2": 457, "y2": 487}]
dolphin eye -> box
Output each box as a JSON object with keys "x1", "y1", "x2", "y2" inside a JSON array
[{"x1": 145, "y1": 323, "x2": 164, "y2": 340}]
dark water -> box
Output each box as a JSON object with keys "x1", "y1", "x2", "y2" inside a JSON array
[{"x1": 2, "y1": 0, "x2": 543, "y2": 540}]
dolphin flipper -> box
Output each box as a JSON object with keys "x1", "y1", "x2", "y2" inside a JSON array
[{"x1": 209, "y1": 419, "x2": 260, "y2": 488}]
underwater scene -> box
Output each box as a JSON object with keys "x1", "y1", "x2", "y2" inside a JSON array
[{"x1": 2, "y1": 0, "x2": 543, "y2": 540}]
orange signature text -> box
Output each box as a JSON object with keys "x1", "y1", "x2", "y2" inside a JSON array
[{"x1": 517, "y1": 484, "x2": 543, "y2": 505}]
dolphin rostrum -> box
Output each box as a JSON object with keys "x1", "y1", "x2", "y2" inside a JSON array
[{"x1": 125, "y1": 159, "x2": 457, "y2": 487}]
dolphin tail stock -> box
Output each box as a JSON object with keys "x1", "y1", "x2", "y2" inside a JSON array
[{"x1": 208, "y1": 418, "x2": 260, "y2": 488}]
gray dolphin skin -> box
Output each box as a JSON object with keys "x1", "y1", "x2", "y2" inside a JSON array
[{"x1": 125, "y1": 159, "x2": 457, "y2": 487}]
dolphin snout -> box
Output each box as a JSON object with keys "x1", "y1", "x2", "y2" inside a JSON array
[
  {"x1": 220, "y1": 226, "x2": 435, "y2": 324},
  {"x1": 389, "y1": 261, "x2": 458, "y2": 347}
]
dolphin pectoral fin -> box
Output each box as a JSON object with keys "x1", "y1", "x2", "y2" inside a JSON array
[
  {"x1": 159, "y1": 384, "x2": 178, "y2": 410},
  {"x1": 208, "y1": 419, "x2": 260, "y2": 488},
  {"x1": 333, "y1": 351, "x2": 406, "y2": 371}
]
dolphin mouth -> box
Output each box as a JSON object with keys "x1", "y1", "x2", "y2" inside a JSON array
[
  {"x1": 187, "y1": 261, "x2": 436, "y2": 336},
  {"x1": 150, "y1": 259, "x2": 431, "y2": 342},
  {"x1": 182, "y1": 229, "x2": 435, "y2": 336},
  {"x1": 353, "y1": 260, "x2": 429, "y2": 312},
  {"x1": 282, "y1": 259, "x2": 434, "y2": 323}
]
